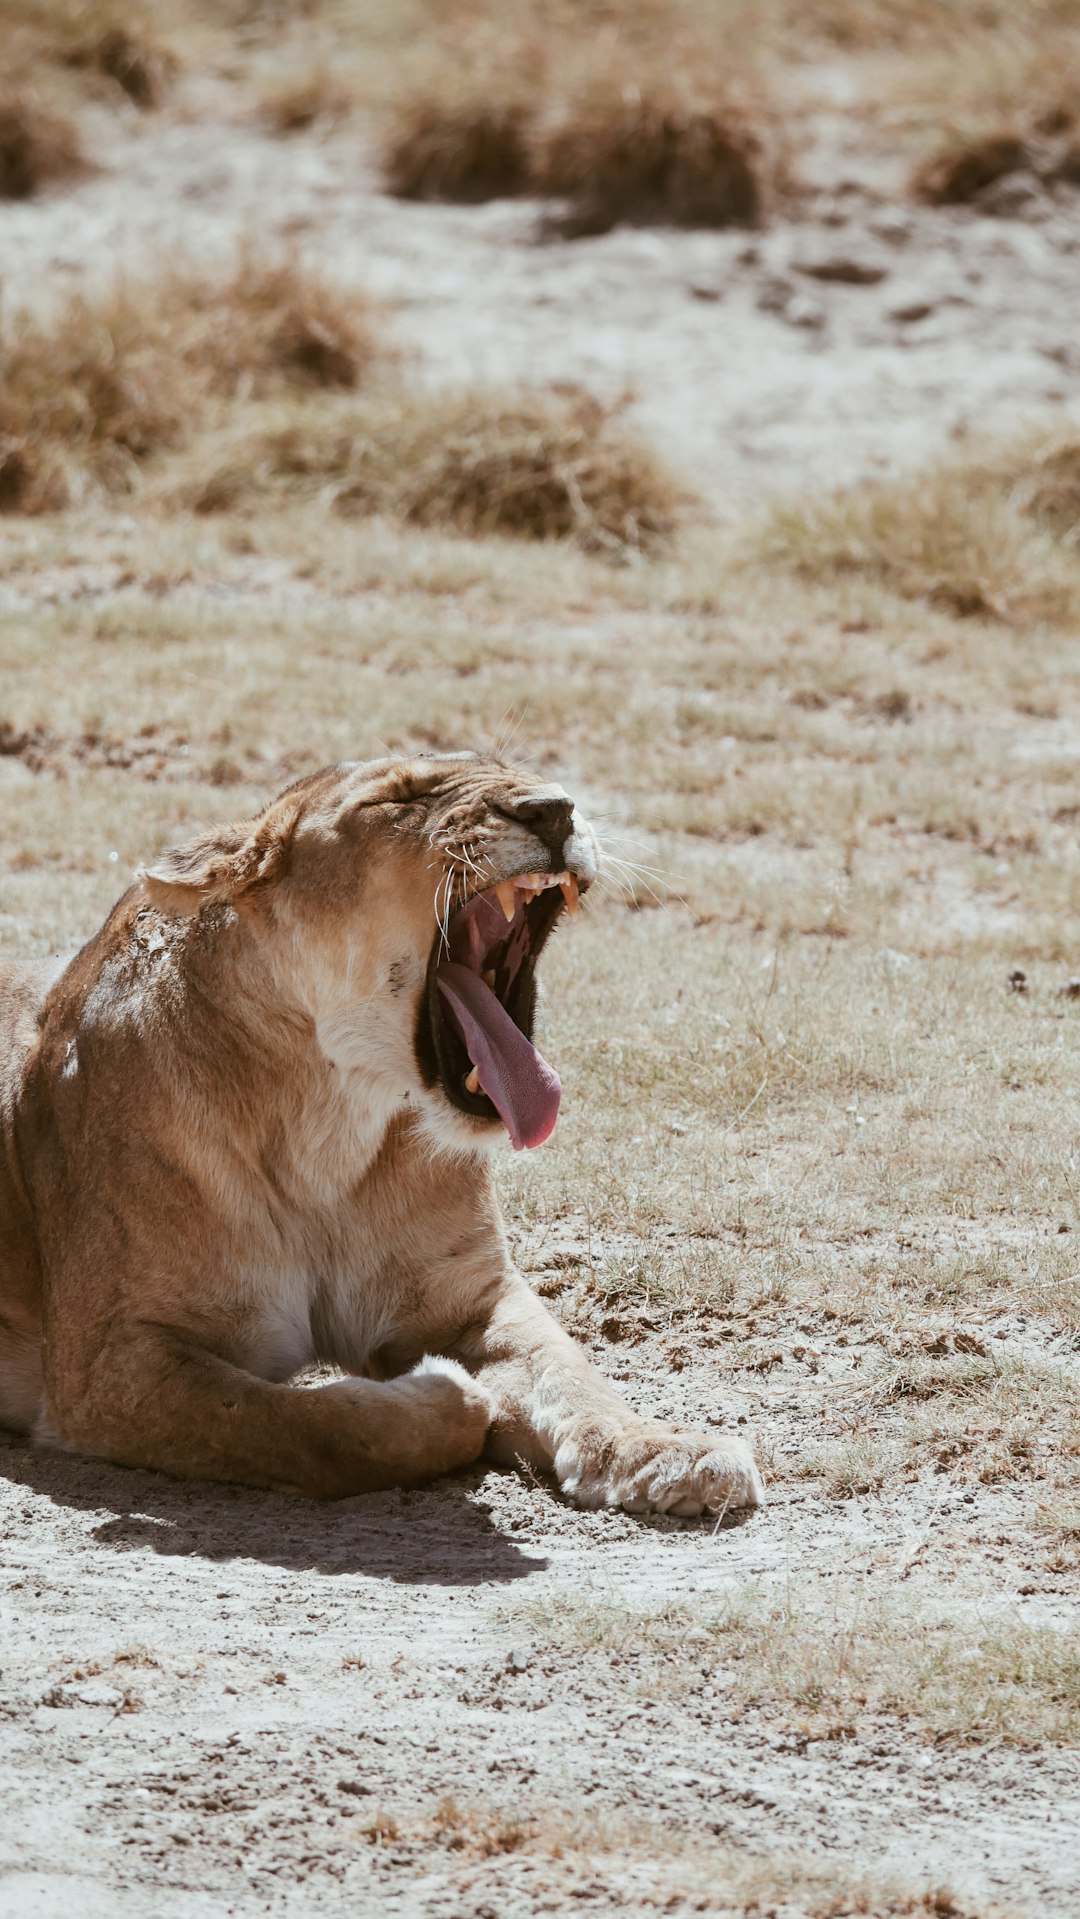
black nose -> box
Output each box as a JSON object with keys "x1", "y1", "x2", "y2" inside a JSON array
[{"x1": 494, "y1": 791, "x2": 575, "y2": 857}]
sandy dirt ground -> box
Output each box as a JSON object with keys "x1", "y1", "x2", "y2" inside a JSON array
[
  {"x1": 3, "y1": 1286, "x2": 1080, "y2": 1917},
  {"x1": 2, "y1": 76, "x2": 1080, "y2": 1919}
]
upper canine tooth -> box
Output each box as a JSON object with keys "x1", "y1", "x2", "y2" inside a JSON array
[
  {"x1": 494, "y1": 880, "x2": 517, "y2": 922},
  {"x1": 561, "y1": 875, "x2": 581, "y2": 916}
]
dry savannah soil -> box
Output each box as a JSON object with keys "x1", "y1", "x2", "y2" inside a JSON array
[{"x1": 2, "y1": 9, "x2": 1080, "y2": 1918}]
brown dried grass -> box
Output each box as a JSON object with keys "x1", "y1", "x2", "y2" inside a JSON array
[
  {"x1": 379, "y1": 48, "x2": 767, "y2": 234},
  {"x1": 382, "y1": 80, "x2": 769, "y2": 231},
  {"x1": 382, "y1": 95, "x2": 533, "y2": 201},
  {"x1": 169, "y1": 258, "x2": 380, "y2": 396},
  {"x1": 262, "y1": 68, "x2": 357, "y2": 135},
  {"x1": 0, "y1": 259, "x2": 382, "y2": 512},
  {"x1": 911, "y1": 129, "x2": 1029, "y2": 204},
  {"x1": 0, "y1": 93, "x2": 85, "y2": 199},
  {"x1": 183, "y1": 388, "x2": 685, "y2": 554},
  {"x1": 757, "y1": 436, "x2": 1080, "y2": 628},
  {"x1": 1011, "y1": 439, "x2": 1080, "y2": 543},
  {"x1": 64, "y1": 24, "x2": 174, "y2": 109},
  {"x1": 536, "y1": 85, "x2": 765, "y2": 235},
  {"x1": 909, "y1": 104, "x2": 1080, "y2": 206}
]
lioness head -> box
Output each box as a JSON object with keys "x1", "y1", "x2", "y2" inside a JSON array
[{"x1": 141, "y1": 754, "x2": 599, "y2": 1157}]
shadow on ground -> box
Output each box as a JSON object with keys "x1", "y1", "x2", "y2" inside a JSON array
[{"x1": 0, "y1": 1432, "x2": 547, "y2": 1585}]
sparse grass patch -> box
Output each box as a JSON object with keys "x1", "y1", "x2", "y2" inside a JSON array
[
  {"x1": 1037, "y1": 1498, "x2": 1080, "y2": 1572},
  {"x1": 758, "y1": 438, "x2": 1080, "y2": 628},
  {"x1": 346, "y1": 1789, "x2": 985, "y2": 1915},
  {"x1": 515, "y1": 1586, "x2": 1080, "y2": 1744},
  {"x1": 184, "y1": 389, "x2": 685, "y2": 554},
  {"x1": 797, "y1": 1433, "x2": 904, "y2": 1498},
  {"x1": 796, "y1": 1341, "x2": 1080, "y2": 1499}
]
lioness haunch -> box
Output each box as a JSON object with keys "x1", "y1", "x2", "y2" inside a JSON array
[{"x1": 0, "y1": 756, "x2": 762, "y2": 1516}]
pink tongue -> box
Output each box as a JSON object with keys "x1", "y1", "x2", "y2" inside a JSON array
[{"x1": 437, "y1": 961, "x2": 561, "y2": 1151}]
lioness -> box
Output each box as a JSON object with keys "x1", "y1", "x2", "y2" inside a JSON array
[{"x1": 0, "y1": 755, "x2": 762, "y2": 1517}]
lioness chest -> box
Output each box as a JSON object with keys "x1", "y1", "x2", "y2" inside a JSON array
[{"x1": 192, "y1": 1076, "x2": 443, "y2": 1385}]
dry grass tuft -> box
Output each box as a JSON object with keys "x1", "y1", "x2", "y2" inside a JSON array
[
  {"x1": 382, "y1": 95, "x2": 533, "y2": 202},
  {"x1": 910, "y1": 99, "x2": 1080, "y2": 207},
  {"x1": 758, "y1": 437, "x2": 1080, "y2": 627},
  {"x1": 191, "y1": 259, "x2": 378, "y2": 393},
  {"x1": 262, "y1": 67, "x2": 356, "y2": 135},
  {"x1": 185, "y1": 388, "x2": 684, "y2": 553},
  {"x1": 536, "y1": 86, "x2": 765, "y2": 236},
  {"x1": 1012, "y1": 438, "x2": 1080, "y2": 542},
  {"x1": 0, "y1": 260, "x2": 381, "y2": 512},
  {"x1": 0, "y1": 288, "x2": 186, "y2": 511},
  {"x1": 63, "y1": 24, "x2": 173, "y2": 109},
  {"x1": 0, "y1": 264, "x2": 674, "y2": 551},
  {"x1": 911, "y1": 128, "x2": 1028, "y2": 204},
  {"x1": 382, "y1": 80, "x2": 769, "y2": 232},
  {"x1": 0, "y1": 93, "x2": 85, "y2": 199}
]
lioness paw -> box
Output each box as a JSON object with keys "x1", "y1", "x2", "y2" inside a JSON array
[
  {"x1": 560, "y1": 1428, "x2": 764, "y2": 1519},
  {"x1": 400, "y1": 1355, "x2": 495, "y2": 1468},
  {"x1": 410, "y1": 1354, "x2": 494, "y2": 1422}
]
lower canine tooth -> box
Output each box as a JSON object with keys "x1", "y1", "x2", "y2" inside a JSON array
[
  {"x1": 494, "y1": 880, "x2": 517, "y2": 922},
  {"x1": 464, "y1": 1067, "x2": 481, "y2": 1094},
  {"x1": 483, "y1": 969, "x2": 496, "y2": 989},
  {"x1": 561, "y1": 875, "x2": 581, "y2": 916}
]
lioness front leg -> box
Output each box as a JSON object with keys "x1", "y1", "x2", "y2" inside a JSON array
[
  {"x1": 42, "y1": 1322, "x2": 492, "y2": 1498},
  {"x1": 450, "y1": 1276, "x2": 763, "y2": 1517}
]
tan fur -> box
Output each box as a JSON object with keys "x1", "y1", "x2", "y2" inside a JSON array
[{"x1": 0, "y1": 755, "x2": 762, "y2": 1515}]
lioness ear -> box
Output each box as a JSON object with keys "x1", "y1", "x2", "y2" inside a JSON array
[{"x1": 141, "y1": 816, "x2": 289, "y2": 916}]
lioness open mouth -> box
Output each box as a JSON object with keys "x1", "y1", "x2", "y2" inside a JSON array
[{"x1": 419, "y1": 870, "x2": 581, "y2": 1150}]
